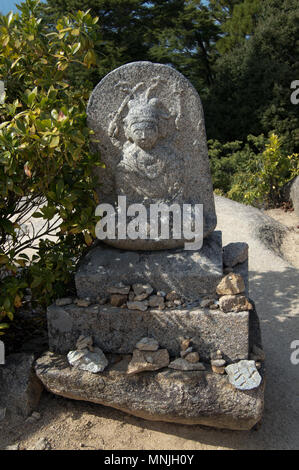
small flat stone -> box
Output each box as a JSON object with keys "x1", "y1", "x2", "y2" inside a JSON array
[
  {"x1": 55, "y1": 298, "x2": 72, "y2": 307},
  {"x1": 157, "y1": 291, "x2": 166, "y2": 297},
  {"x1": 181, "y1": 338, "x2": 191, "y2": 351},
  {"x1": 134, "y1": 293, "x2": 151, "y2": 301},
  {"x1": 180, "y1": 347, "x2": 193, "y2": 358},
  {"x1": 212, "y1": 365, "x2": 226, "y2": 375},
  {"x1": 216, "y1": 273, "x2": 245, "y2": 295},
  {"x1": 225, "y1": 360, "x2": 262, "y2": 390},
  {"x1": 75, "y1": 298, "x2": 91, "y2": 307},
  {"x1": 132, "y1": 283, "x2": 153, "y2": 297},
  {"x1": 127, "y1": 300, "x2": 148, "y2": 311},
  {"x1": 219, "y1": 294, "x2": 252, "y2": 313},
  {"x1": 223, "y1": 242, "x2": 248, "y2": 268},
  {"x1": 67, "y1": 347, "x2": 108, "y2": 373},
  {"x1": 31, "y1": 411, "x2": 41, "y2": 420},
  {"x1": 110, "y1": 293, "x2": 128, "y2": 307},
  {"x1": 127, "y1": 349, "x2": 169, "y2": 375},
  {"x1": 148, "y1": 295, "x2": 165, "y2": 308},
  {"x1": 185, "y1": 352, "x2": 200, "y2": 363},
  {"x1": 135, "y1": 337, "x2": 159, "y2": 351},
  {"x1": 107, "y1": 283, "x2": 130, "y2": 295},
  {"x1": 168, "y1": 358, "x2": 206, "y2": 371},
  {"x1": 166, "y1": 291, "x2": 181, "y2": 302},
  {"x1": 211, "y1": 359, "x2": 226, "y2": 367}
]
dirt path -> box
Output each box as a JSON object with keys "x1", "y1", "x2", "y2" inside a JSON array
[{"x1": 1, "y1": 199, "x2": 299, "y2": 450}]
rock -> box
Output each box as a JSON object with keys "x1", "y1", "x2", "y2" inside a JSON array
[
  {"x1": 200, "y1": 298, "x2": 213, "y2": 308},
  {"x1": 166, "y1": 291, "x2": 180, "y2": 302},
  {"x1": 184, "y1": 352, "x2": 200, "y2": 363},
  {"x1": 0, "y1": 407, "x2": 6, "y2": 421},
  {"x1": 75, "y1": 298, "x2": 91, "y2": 307},
  {"x1": 75, "y1": 232, "x2": 223, "y2": 302},
  {"x1": 173, "y1": 299, "x2": 183, "y2": 306},
  {"x1": 107, "y1": 283, "x2": 130, "y2": 295},
  {"x1": 209, "y1": 303, "x2": 219, "y2": 310},
  {"x1": 168, "y1": 358, "x2": 206, "y2": 371},
  {"x1": 223, "y1": 242, "x2": 249, "y2": 268},
  {"x1": 31, "y1": 411, "x2": 41, "y2": 420},
  {"x1": 212, "y1": 365, "x2": 226, "y2": 375},
  {"x1": 47, "y1": 303, "x2": 250, "y2": 362},
  {"x1": 67, "y1": 347, "x2": 108, "y2": 373},
  {"x1": 225, "y1": 360, "x2": 262, "y2": 390},
  {"x1": 0, "y1": 353, "x2": 43, "y2": 418},
  {"x1": 132, "y1": 283, "x2": 153, "y2": 297},
  {"x1": 56, "y1": 297, "x2": 73, "y2": 307},
  {"x1": 135, "y1": 337, "x2": 159, "y2": 351},
  {"x1": 219, "y1": 294, "x2": 253, "y2": 313},
  {"x1": 134, "y1": 293, "x2": 151, "y2": 301},
  {"x1": 148, "y1": 295, "x2": 165, "y2": 309},
  {"x1": 180, "y1": 347, "x2": 193, "y2": 358},
  {"x1": 127, "y1": 300, "x2": 148, "y2": 311},
  {"x1": 157, "y1": 291, "x2": 166, "y2": 297},
  {"x1": 33, "y1": 437, "x2": 51, "y2": 451},
  {"x1": 211, "y1": 359, "x2": 226, "y2": 367},
  {"x1": 165, "y1": 301, "x2": 175, "y2": 308},
  {"x1": 98, "y1": 297, "x2": 108, "y2": 305},
  {"x1": 290, "y1": 175, "x2": 299, "y2": 217},
  {"x1": 76, "y1": 335, "x2": 94, "y2": 351},
  {"x1": 181, "y1": 338, "x2": 191, "y2": 351},
  {"x1": 5, "y1": 443, "x2": 20, "y2": 451},
  {"x1": 87, "y1": 61, "x2": 216, "y2": 250},
  {"x1": 127, "y1": 349, "x2": 169, "y2": 375},
  {"x1": 110, "y1": 293, "x2": 128, "y2": 307},
  {"x1": 36, "y1": 352, "x2": 265, "y2": 431},
  {"x1": 216, "y1": 273, "x2": 245, "y2": 295}
]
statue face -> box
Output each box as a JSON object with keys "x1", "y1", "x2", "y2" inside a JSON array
[{"x1": 129, "y1": 121, "x2": 159, "y2": 150}]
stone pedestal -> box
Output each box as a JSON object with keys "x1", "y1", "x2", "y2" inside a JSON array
[{"x1": 75, "y1": 232, "x2": 223, "y2": 301}]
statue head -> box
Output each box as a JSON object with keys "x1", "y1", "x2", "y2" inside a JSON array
[{"x1": 124, "y1": 97, "x2": 169, "y2": 150}]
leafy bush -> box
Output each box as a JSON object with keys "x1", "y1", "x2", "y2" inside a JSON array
[
  {"x1": 0, "y1": 0, "x2": 101, "y2": 332},
  {"x1": 209, "y1": 133, "x2": 299, "y2": 207}
]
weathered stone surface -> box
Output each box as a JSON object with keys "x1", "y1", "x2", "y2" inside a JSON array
[
  {"x1": 0, "y1": 353, "x2": 43, "y2": 418},
  {"x1": 216, "y1": 273, "x2": 245, "y2": 295},
  {"x1": 223, "y1": 242, "x2": 249, "y2": 267},
  {"x1": 75, "y1": 232, "x2": 223, "y2": 302},
  {"x1": 127, "y1": 349, "x2": 169, "y2": 375},
  {"x1": 169, "y1": 358, "x2": 205, "y2": 371},
  {"x1": 76, "y1": 335, "x2": 93, "y2": 351},
  {"x1": 211, "y1": 365, "x2": 225, "y2": 375},
  {"x1": 35, "y1": 352, "x2": 264, "y2": 430},
  {"x1": 75, "y1": 298, "x2": 91, "y2": 307},
  {"x1": 135, "y1": 337, "x2": 159, "y2": 351},
  {"x1": 211, "y1": 359, "x2": 226, "y2": 367},
  {"x1": 47, "y1": 303, "x2": 250, "y2": 362},
  {"x1": 107, "y1": 283, "x2": 130, "y2": 295},
  {"x1": 67, "y1": 347, "x2": 108, "y2": 373},
  {"x1": 110, "y1": 294, "x2": 127, "y2": 307},
  {"x1": 56, "y1": 297, "x2": 73, "y2": 307},
  {"x1": 132, "y1": 283, "x2": 153, "y2": 297},
  {"x1": 148, "y1": 295, "x2": 165, "y2": 308},
  {"x1": 219, "y1": 294, "x2": 253, "y2": 313},
  {"x1": 127, "y1": 300, "x2": 148, "y2": 311},
  {"x1": 87, "y1": 61, "x2": 216, "y2": 250},
  {"x1": 184, "y1": 352, "x2": 200, "y2": 363},
  {"x1": 180, "y1": 347, "x2": 193, "y2": 358},
  {"x1": 225, "y1": 360, "x2": 262, "y2": 391},
  {"x1": 290, "y1": 175, "x2": 299, "y2": 217}
]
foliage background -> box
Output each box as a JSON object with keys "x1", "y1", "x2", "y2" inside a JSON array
[{"x1": 0, "y1": 0, "x2": 298, "y2": 334}]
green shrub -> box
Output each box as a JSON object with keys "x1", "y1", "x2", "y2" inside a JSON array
[
  {"x1": 0, "y1": 0, "x2": 101, "y2": 331},
  {"x1": 209, "y1": 133, "x2": 299, "y2": 207}
]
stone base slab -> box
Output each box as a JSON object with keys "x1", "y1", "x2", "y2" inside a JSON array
[
  {"x1": 35, "y1": 352, "x2": 264, "y2": 431},
  {"x1": 47, "y1": 303, "x2": 250, "y2": 362},
  {"x1": 75, "y1": 231, "x2": 223, "y2": 301}
]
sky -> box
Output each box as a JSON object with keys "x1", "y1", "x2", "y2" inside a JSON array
[{"x1": 1, "y1": 0, "x2": 19, "y2": 14}]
